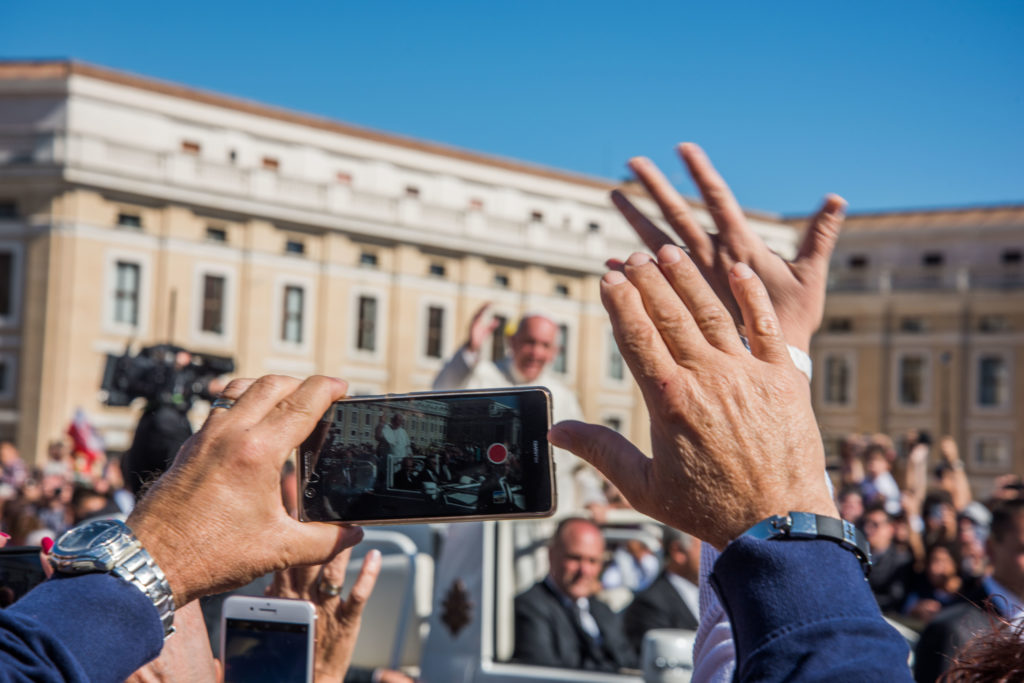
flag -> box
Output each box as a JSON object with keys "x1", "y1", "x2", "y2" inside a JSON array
[{"x1": 67, "y1": 408, "x2": 105, "y2": 467}]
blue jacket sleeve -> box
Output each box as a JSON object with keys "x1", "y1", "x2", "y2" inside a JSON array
[
  {"x1": 1, "y1": 573, "x2": 164, "y2": 682},
  {"x1": 710, "y1": 536, "x2": 911, "y2": 682}
]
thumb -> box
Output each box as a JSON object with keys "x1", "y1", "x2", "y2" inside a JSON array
[
  {"x1": 549, "y1": 420, "x2": 650, "y2": 505},
  {"x1": 285, "y1": 522, "x2": 364, "y2": 568}
]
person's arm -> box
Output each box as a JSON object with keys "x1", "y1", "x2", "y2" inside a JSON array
[
  {"x1": 6, "y1": 375, "x2": 364, "y2": 682},
  {"x1": 938, "y1": 436, "x2": 972, "y2": 511},
  {"x1": 551, "y1": 240, "x2": 910, "y2": 678},
  {"x1": 432, "y1": 302, "x2": 498, "y2": 390}
]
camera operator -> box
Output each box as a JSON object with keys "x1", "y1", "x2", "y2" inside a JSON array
[{"x1": 120, "y1": 347, "x2": 229, "y2": 496}]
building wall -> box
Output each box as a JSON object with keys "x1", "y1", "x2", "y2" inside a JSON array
[{"x1": 811, "y1": 210, "x2": 1024, "y2": 496}]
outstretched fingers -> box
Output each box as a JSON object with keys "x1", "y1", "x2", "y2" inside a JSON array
[
  {"x1": 678, "y1": 143, "x2": 759, "y2": 261},
  {"x1": 627, "y1": 157, "x2": 713, "y2": 260},
  {"x1": 610, "y1": 189, "x2": 674, "y2": 255},
  {"x1": 600, "y1": 270, "x2": 679, "y2": 391},
  {"x1": 795, "y1": 193, "x2": 846, "y2": 275},
  {"x1": 728, "y1": 263, "x2": 791, "y2": 366},
  {"x1": 340, "y1": 549, "x2": 382, "y2": 623}
]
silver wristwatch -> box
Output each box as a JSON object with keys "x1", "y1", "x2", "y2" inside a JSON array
[{"x1": 50, "y1": 519, "x2": 176, "y2": 637}]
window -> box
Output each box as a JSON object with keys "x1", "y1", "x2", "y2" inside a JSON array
[
  {"x1": 554, "y1": 282, "x2": 569, "y2": 297},
  {"x1": 826, "y1": 317, "x2": 853, "y2": 333},
  {"x1": 405, "y1": 186, "x2": 420, "y2": 199},
  {"x1": 181, "y1": 140, "x2": 201, "y2": 155},
  {"x1": 468, "y1": 198, "x2": 484, "y2": 211},
  {"x1": 0, "y1": 251, "x2": 12, "y2": 318},
  {"x1": 117, "y1": 213, "x2": 142, "y2": 229},
  {"x1": 494, "y1": 273, "x2": 509, "y2": 288},
  {"x1": 978, "y1": 315, "x2": 1008, "y2": 333},
  {"x1": 281, "y1": 286, "x2": 304, "y2": 343},
  {"x1": 114, "y1": 261, "x2": 141, "y2": 326},
  {"x1": 429, "y1": 262, "x2": 446, "y2": 278},
  {"x1": 603, "y1": 416, "x2": 623, "y2": 433},
  {"x1": 900, "y1": 317, "x2": 925, "y2": 333},
  {"x1": 0, "y1": 353, "x2": 14, "y2": 401},
  {"x1": 206, "y1": 226, "x2": 227, "y2": 243},
  {"x1": 1002, "y1": 249, "x2": 1022, "y2": 265},
  {"x1": 336, "y1": 172, "x2": 353, "y2": 185},
  {"x1": 553, "y1": 324, "x2": 569, "y2": 374},
  {"x1": 360, "y1": 251, "x2": 378, "y2": 268},
  {"x1": 898, "y1": 355, "x2": 925, "y2": 406},
  {"x1": 608, "y1": 332, "x2": 624, "y2": 381},
  {"x1": 848, "y1": 255, "x2": 868, "y2": 269},
  {"x1": 425, "y1": 306, "x2": 444, "y2": 359},
  {"x1": 262, "y1": 156, "x2": 280, "y2": 171},
  {"x1": 228, "y1": 149, "x2": 238, "y2": 164},
  {"x1": 977, "y1": 355, "x2": 1008, "y2": 407},
  {"x1": 529, "y1": 211, "x2": 544, "y2": 223},
  {"x1": 0, "y1": 202, "x2": 16, "y2": 219},
  {"x1": 491, "y1": 315, "x2": 508, "y2": 362},
  {"x1": 824, "y1": 356, "x2": 850, "y2": 405},
  {"x1": 357, "y1": 296, "x2": 377, "y2": 351},
  {"x1": 285, "y1": 240, "x2": 305, "y2": 255},
  {"x1": 972, "y1": 436, "x2": 1010, "y2": 469},
  {"x1": 922, "y1": 252, "x2": 944, "y2": 267},
  {"x1": 200, "y1": 275, "x2": 226, "y2": 334},
  {"x1": 588, "y1": 221, "x2": 601, "y2": 233}
]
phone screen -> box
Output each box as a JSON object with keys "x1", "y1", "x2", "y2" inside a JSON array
[
  {"x1": 298, "y1": 387, "x2": 554, "y2": 524},
  {"x1": 0, "y1": 547, "x2": 48, "y2": 607},
  {"x1": 222, "y1": 618, "x2": 311, "y2": 683}
]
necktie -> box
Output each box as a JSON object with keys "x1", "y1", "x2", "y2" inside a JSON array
[{"x1": 575, "y1": 598, "x2": 602, "y2": 644}]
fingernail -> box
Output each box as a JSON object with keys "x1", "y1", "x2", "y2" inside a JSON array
[
  {"x1": 41, "y1": 537, "x2": 54, "y2": 553},
  {"x1": 603, "y1": 271, "x2": 627, "y2": 286},
  {"x1": 658, "y1": 245, "x2": 682, "y2": 264},
  {"x1": 625, "y1": 252, "x2": 652, "y2": 266},
  {"x1": 0, "y1": 532, "x2": 10, "y2": 540},
  {"x1": 627, "y1": 156, "x2": 648, "y2": 170},
  {"x1": 824, "y1": 196, "x2": 847, "y2": 217},
  {"x1": 548, "y1": 425, "x2": 573, "y2": 450},
  {"x1": 731, "y1": 262, "x2": 754, "y2": 280}
]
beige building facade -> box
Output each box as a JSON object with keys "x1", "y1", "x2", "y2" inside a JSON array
[
  {"x1": 808, "y1": 206, "x2": 1024, "y2": 495},
  {"x1": 0, "y1": 60, "x2": 799, "y2": 464}
]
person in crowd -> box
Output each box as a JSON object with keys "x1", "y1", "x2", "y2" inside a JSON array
[
  {"x1": 420, "y1": 452, "x2": 452, "y2": 485},
  {"x1": 933, "y1": 436, "x2": 972, "y2": 512},
  {"x1": 837, "y1": 485, "x2": 865, "y2": 525},
  {"x1": 956, "y1": 504, "x2": 991, "y2": 581},
  {"x1": 914, "y1": 499, "x2": 1024, "y2": 682},
  {"x1": 861, "y1": 502, "x2": 913, "y2": 614},
  {"x1": 923, "y1": 490, "x2": 960, "y2": 547},
  {"x1": 902, "y1": 542, "x2": 963, "y2": 625},
  {"x1": 601, "y1": 537, "x2": 660, "y2": 592},
  {"x1": 861, "y1": 442, "x2": 902, "y2": 515},
  {"x1": 392, "y1": 456, "x2": 419, "y2": 490},
  {"x1": 623, "y1": 527, "x2": 700, "y2": 655},
  {"x1": 0, "y1": 442, "x2": 27, "y2": 490},
  {"x1": 513, "y1": 517, "x2": 636, "y2": 671}
]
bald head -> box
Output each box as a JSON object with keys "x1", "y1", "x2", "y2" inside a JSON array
[
  {"x1": 549, "y1": 517, "x2": 604, "y2": 599},
  {"x1": 510, "y1": 315, "x2": 559, "y2": 382}
]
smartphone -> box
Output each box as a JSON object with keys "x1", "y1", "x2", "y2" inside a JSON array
[
  {"x1": 298, "y1": 387, "x2": 555, "y2": 525},
  {"x1": 0, "y1": 547, "x2": 48, "y2": 607},
  {"x1": 220, "y1": 595, "x2": 316, "y2": 683}
]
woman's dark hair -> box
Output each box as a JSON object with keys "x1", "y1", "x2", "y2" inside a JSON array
[{"x1": 940, "y1": 614, "x2": 1024, "y2": 681}]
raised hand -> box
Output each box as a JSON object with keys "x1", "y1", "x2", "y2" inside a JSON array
[
  {"x1": 550, "y1": 246, "x2": 837, "y2": 550},
  {"x1": 466, "y1": 302, "x2": 501, "y2": 354},
  {"x1": 611, "y1": 143, "x2": 845, "y2": 351}
]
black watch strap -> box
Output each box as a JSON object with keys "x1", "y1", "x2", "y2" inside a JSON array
[{"x1": 741, "y1": 511, "x2": 872, "y2": 577}]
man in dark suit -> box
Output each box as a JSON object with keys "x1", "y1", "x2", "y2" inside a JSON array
[
  {"x1": 914, "y1": 498, "x2": 1024, "y2": 682},
  {"x1": 623, "y1": 527, "x2": 700, "y2": 654},
  {"x1": 513, "y1": 517, "x2": 636, "y2": 672}
]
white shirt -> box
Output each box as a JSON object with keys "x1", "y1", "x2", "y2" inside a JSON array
[
  {"x1": 666, "y1": 571, "x2": 701, "y2": 626},
  {"x1": 380, "y1": 424, "x2": 411, "y2": 460}
]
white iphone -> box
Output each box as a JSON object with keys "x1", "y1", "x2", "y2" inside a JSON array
[{"x1": 220, "y1": 595, "x2": 317, "y2": 683}]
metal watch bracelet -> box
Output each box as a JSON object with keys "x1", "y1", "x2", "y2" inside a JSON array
[
  {"x1": 112, "y1": 544, "x2": 177, "y2": 638},
  {"x1": 741, "y1": 511, "x2": 872, "y2": 577}
]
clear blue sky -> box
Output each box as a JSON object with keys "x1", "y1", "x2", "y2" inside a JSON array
[{"x1": 5, "y1": 1, "x2": 1023, "y2": 215}]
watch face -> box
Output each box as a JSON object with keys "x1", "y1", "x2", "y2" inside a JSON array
[{"x1": 57, "y1": 519, "x2": 125, "y2": 555}]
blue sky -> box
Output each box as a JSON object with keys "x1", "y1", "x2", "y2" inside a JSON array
[{"x1": 5, "y1": 1, "x2": 1022, "y2": 214}]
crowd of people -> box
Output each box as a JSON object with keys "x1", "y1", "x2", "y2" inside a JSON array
[{"x1": 0, "y1": 141, "x2": 1019, "y2": 683}]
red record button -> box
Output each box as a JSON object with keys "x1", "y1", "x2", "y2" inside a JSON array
[{"x1": 487, "y1": 443, "x2": 508, "y2": 465}]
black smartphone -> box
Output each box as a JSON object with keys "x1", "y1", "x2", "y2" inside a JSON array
[
  {"x1": 298, "y1": 387, "x2": 555, "y2": 524},
  {"x1": 0, "y1": 547, "x2": 48, "y2": 607}
]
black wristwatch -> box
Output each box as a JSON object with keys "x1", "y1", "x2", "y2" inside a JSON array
[
  {"x1": 50, "y1": 519, "x2": 176, "y2": 637},
  {"x1": 741, "y1": 511, "x2": 872, "y2": 577}
]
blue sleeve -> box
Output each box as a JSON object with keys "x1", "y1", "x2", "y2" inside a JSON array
[
  {"x1": 711, "y1": 536, "x2": 911, "y2": 682},
  {"x1": 1, "y1": 573, "x2": 165, "y2": 683}
]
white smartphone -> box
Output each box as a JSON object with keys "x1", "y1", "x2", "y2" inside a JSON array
[{"x1": 220, "y1": 595, "x2": 317, "y2": 683}]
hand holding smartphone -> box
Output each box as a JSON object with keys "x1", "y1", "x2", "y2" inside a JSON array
[{"x1": 299, "y1": 387, "x2": 555, "y2": 525}]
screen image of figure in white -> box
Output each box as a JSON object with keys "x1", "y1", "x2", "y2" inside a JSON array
[{"x1": 302, "y1": 395, "x2": 539, "y2": 522}]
